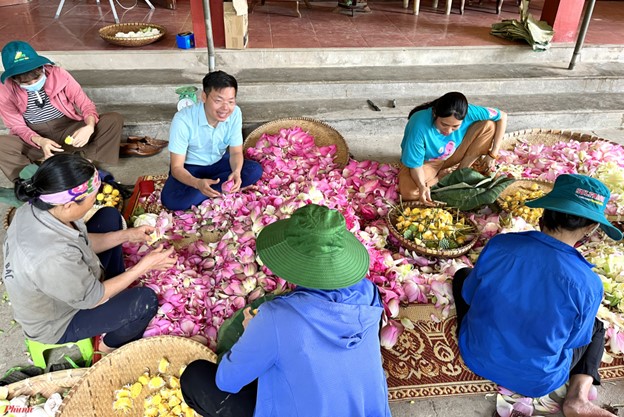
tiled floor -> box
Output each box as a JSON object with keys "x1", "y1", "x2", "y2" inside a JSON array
[{"x1": 0, "y1": 0, "x2": 623, "y2": 50}]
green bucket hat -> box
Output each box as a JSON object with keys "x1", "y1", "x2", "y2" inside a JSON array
[
  {"x1": 256, "y1": 204, "x2": 370, "y2": 290},
  {"x1": 525, "y1": 174, "x2": 623, "y2": 241},
  {"x1": 1, "y1": 41, "x2": 54, "y2": 84}
]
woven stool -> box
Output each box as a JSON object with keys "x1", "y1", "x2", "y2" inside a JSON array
[{"x1": 26, "y1": 338, "x2": 94, "y2": 370}]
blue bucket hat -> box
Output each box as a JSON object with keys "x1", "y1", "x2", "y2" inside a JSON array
[
  {"x1": 525, "y1": 174, "x2": 623, "y2": 241},
  {"x1": 1, "y1": 41, "x2": 54, "y2": 84}
]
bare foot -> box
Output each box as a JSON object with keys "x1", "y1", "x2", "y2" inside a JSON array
[{"x1": 562, "y1": 398, "x2": 616, "y2": 417}]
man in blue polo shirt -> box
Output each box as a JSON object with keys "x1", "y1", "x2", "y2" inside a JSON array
[{"x1": 161, "y1": 71, "x2": 263, "y2": 211}]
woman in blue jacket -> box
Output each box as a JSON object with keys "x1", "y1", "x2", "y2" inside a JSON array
[
  {"x1": 399, "y1": 92, "x2": 507, "y2": 205},
  {"x1": 180, "y1": 204, "x2": 392, "y2": 417},
  {"x1": 454, "y1": 174, "x2": 621, "y2": 417}
]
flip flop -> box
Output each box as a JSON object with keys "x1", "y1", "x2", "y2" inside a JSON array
[{"x1": 120, "y1": 142, "x2": 163, "y2": 158}]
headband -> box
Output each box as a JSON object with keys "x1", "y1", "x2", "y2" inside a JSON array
[{"x1": 39, "y1": 170, "x2": 100, "y2": 205}]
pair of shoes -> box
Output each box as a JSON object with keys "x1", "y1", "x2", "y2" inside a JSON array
[
  {"x1": 127, "y1": 136, "x2": 168, "y2": 149},
  {"x1": 120, "y1": 142, "x2": 163, "y2": 158}
]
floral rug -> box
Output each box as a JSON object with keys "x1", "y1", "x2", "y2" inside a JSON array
[{"x1": 382, "y1": 304, "x2": 624, "y2": 402}]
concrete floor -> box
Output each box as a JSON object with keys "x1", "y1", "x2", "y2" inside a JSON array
[{"x1": 1, "y1": 129, "x2": 624, "y2": 416}]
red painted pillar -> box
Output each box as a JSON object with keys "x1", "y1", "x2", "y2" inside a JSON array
[
  {"x1": 540, "y1": 0, "x2": 585, "y2": 43},
  {"x1": 190, "y1": 0, "x2": 225, "y2": 48}
]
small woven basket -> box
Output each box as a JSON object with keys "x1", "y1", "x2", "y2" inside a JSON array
[
  {"x1": 98, "y1": 23, "x2": 166, "y2": 47},
  {"x1": 243, "y1": 117, "x2": 350, "y2": 168},
  {"x1": 386, "y1": 201, "x2": 479, "y2": 259},
  {"x1": 57, "y1": 336, "x2": 217, "y2": 417},
  {"x1": 5, "y1": 368, "x2": 88, "y2": 400},
  {"x1": 496, "y1": 179, "x2": 554, "y2": 210}
]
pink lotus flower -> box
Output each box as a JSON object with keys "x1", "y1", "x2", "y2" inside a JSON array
[{"x1": 380, "y1": 319, "x2": 404, "y2": 349}]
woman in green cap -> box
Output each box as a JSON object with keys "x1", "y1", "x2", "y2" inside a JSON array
[
  {"x1": 180, "y1": 204, "x2": 392, "y2": 417},
  {"x1": 0, "y1": 40, "x2": 123, "y2": 183},
  {"x1": 453, "y1": 174, "x2": 622, "y2": 417}
]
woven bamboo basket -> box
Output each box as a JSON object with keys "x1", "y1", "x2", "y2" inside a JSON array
[
  {"x1": 57, "y1": 336, "x2": 217, "y2": 417},
  {"x1": 499, "y1": 128, "x2": 615, "y2": 151},
  {"x1": 5, "y1": 368, "x2": 88, "y2": 400},
  {"x1": 500, "y1": 129, "x2": 624, "y2": 223},
  {"x1": 98, "y1": 23, "x2": 166, "y2": 47},
  {"x1": 496, "y1": 179, "x2": 554, "y2": 210},
  {"x1": 386, "y1": 201, "x2": 479, "y2": 259},
  {"x1": 243, "y1": 117, "x2": 350, "y2": 168},
  {"x1": 2, "y1": 206, "x2": 16, "y2": 231}
]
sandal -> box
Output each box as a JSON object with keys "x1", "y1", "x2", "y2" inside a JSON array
[
  {"x1": 120, "y1": 142, "x2": 163, "y2": 158},
  {"x1": 127, "y1": 136, "x2": 168, "y2": 149}
]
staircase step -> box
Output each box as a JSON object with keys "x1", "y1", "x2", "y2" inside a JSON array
[
  {"x1": 73, "y1": 63, "x2": 624, "y2": 104},
  {"x1": 40, "y1": 45, "x2": 624, "y2": 71}
]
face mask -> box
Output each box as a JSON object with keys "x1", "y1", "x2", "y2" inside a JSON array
[{"x1": 20, "y1": 73, "x2": 46, "y2": 92}]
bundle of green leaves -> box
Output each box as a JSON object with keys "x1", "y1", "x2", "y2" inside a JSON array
[{"x1": 430, "y1": 168, "x2": 516, "y2": 211}]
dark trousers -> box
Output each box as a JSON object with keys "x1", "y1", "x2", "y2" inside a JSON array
[
  {"x1": 0, "y1": 114, "x2": 122, "y2": 182},
  {"x1": 180, "y1": 360, "x2": 257, "y2": 417},
  {"x1": 56, "y1": 207, "x2": 158, "y2": 348},
  {"x1": 453, "y1": 267, "x2": 604, "y2": 386},
  {"x1": 160, "y1": 153, "x2": 263, "y2": 211}
]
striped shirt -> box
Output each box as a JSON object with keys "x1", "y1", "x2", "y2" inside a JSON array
[{"x1": 23, "y1": 89, "x2": 64, "y2": 125}]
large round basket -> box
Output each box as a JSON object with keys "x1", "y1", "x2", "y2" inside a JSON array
[
  {"x1": 57, "y1": 336, "x2": 217, "y2": 417},
  {"x1": 386, "y1": 201, "x2": 479, "y2": 259},
  {"x1": 500, "y1": 128, "x2": 624, "y2": 223},
  {"x1": 5, "y1": 368, "x2": 88, "y2": 400},
  {"x1": 243, "y1": 117, "x2": 350, "y2": 168},
  {"x1": 496, "y1": 179, "x2": 554, "y2": 210},
  {"x1": 499, "y1": 128, "x2": 615, "y2": 151},
  {"x1": 98, "y1": 23, "x2": 166, "y2": 47}
]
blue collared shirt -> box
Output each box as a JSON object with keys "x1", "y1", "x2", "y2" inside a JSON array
[
  {"x1": 458, "y1": 231, "x2": 603, "y2": 397},
  {"x1": 168, "y1": 103, "x2": 243, "y2": 166}
]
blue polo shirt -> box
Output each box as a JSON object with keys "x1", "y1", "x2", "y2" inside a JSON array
[
  {"x1": 458, "y1": 231, "x2": 603, "y2": 397},
  {"x1": 401, "y1": 104, "x2": 501, "y2": 168},
  {"x1": 168, "y1": 103, "x2": 243, "y2": 166}
]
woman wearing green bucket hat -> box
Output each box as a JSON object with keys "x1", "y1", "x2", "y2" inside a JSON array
[
  {"x1": 0, "y1": 40, "x2": 123, "y2": 183},
  {"x1": 453, "y1": 174, "x2": 621, "y2": 416},
  {"x1": 180, "y1": 204, "x2": 392, "y2": 417}
]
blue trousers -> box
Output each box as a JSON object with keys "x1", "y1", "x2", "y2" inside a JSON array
[
  {"x1": 56, "y1": 207, "x2": 158, "y2": 348},
  {"x1": 161, "y1": 153, "x2": 263, "y2": 211}
]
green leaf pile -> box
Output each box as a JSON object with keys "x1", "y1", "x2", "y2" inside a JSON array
[{"x1": 430, "y1": 168, "x2": 515, "y2": 211}]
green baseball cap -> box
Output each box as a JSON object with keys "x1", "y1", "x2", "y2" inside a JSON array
[
  {"x1": 256, "y1": 204, "x2": 370, "y2": 290},
  {"x1": 525, "y1": 174, "x2": 622, "y2": 241},
  {"x1": 1, "y1": 41, "x2": 54, "y2": 84}
]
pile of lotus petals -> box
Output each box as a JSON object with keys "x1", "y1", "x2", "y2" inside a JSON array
[{"x1": 123, "y1": 130, "x2": 624, "y2": 357}]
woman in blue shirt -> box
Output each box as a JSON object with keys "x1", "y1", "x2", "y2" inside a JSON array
[
  {"x1": 399, "y1": 92, "x2": 507, "y2": 205},
  {"x1": 453, "y1": 174, "x2": 621, "y2": 417},
  {"x1": 180, "y1": 204, "x2": 391, "y2": 417}
]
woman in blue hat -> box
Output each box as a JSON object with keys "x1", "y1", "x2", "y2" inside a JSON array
[
  {"x1": 399, "y1": 92, "x2": 507, "y2": 205},
  {"x1": 0, "y1": 40, "x2": 123, "y2": 183},
  {"x1": 453, "y1": 174, "x2": 622, "y2": 417},
  {"x1": 179, "y1": 204, "x2": 392, "y2": 417}
]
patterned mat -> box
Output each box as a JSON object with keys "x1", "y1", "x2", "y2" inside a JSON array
[{"x1": 383, "y1": 304, "x2": 624, "y2": 402}]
